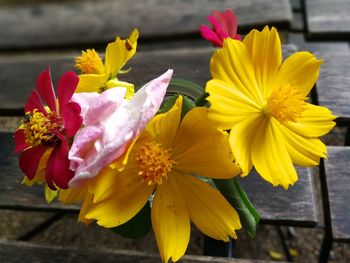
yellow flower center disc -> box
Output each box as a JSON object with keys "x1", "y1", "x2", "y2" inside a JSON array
[
  {"x1": 136, "y1": 142, "x2": 176, "y2": 185},
  {"x1": 266, "y1": 83, "x2": 306, "y2": 123},
  {"x1": 75, "y1": 49, "x2": 105, "y2": 74}
]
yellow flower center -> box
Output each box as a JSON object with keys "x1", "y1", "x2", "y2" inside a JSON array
[
  {"x1": 136, "y1": 142, "x2": 176, "y2": 185},
  {"x1": 22, "y1": 110, "x2": 62, "y2": 146},
  {"x1": 266, "y1": 83, "x2": 306, "y2": 123},
  {"x1": 75, "y1": 49, "x2": 105, "y2": 74}
]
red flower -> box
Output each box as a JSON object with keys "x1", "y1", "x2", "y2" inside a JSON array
[
  {"x1": 14, "y1": 69, "x2": 82, "y2": 190},
  {"x1": 199, "y1": 9, "x2": 241, "y2": 47}
]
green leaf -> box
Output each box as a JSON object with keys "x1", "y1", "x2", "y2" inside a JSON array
[
  {"x1": 213, "y1": 178, "x2": 260, "y2": 238},
  {"x1": 158, "y1": 94, "x2": 179, "y2": 114},
  {"x1": 158, "y1": 94, "x2": 196, "y2": 120},
  {"x1": 111, "y1": 201, "x2": 151, "y2": 239},
  {"x1": 181, "y1": 95, "x2": 196, "y2": 119}
]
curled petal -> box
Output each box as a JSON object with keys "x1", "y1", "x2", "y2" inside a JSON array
[
  {"x1": 36, "y1": 69, "x2": 57, "y2": 112},
  {"x1": 57, "y1": 71, "x2": 79, "y2": 109},
  {"x1": 19, "y1": 144, "x2": 47, "y2": 180},
  {"x1": 71, "y1": 92, "x2": 100, "y2": 121}
]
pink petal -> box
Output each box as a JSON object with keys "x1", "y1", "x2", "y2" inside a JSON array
[
  {"x1": 14, "y1": 130, "x2": 28, "y2": 153},
  {"x1": 24, "y1": 90, "x2": 47, "y2": 114},
  {"x1": 84, "y1": 88, "x2": 126, "y2": 125},
  {"x1": 61, "y1": 101, "x2": 82, "y2": 138},
  {"x1": 57, "y1": 71, "x2": 79, "y2": 110},
  {"x1": 36, "y1": 69, "x2": 57, "y2": 112},
  {"x1": 45, "y1": 132, "x2": 73, "y2": 190},
  {"x1": 208, "y1": 16, "x2": 229, "y2": 40},
  {"x1": 19, "y1": 144, "x2": 47, "y2": 180},
  {"x1": 199, "y1": 25, "x2": 223, "y2": 47},
  {"x1": 68, "y1": 125, "x2": 103, "y2": 172},
  {"x1": 222, "y1": 9, "x2": 238, "y2": 37},
  {"x1": 212, "y1": 11, "x2": 229, "y2": 33},
  {"x1": 71, "y1": 92, "x2": 100, "y2": 121}
]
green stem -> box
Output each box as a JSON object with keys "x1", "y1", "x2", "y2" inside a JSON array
[{"x1": 195, "y1": 92, "x2": 209, "y2": 106}]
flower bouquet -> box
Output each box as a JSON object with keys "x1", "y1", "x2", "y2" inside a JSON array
[{"x1": 14, "y1": 9, "x2": 336, "y2": 263}]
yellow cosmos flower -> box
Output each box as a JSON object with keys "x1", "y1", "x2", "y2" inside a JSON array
[
  {"x1": 80, "y1": 96, "x2": 241, "y2": 263},
  {"x1": 75, "y1": 29, "x2": 139, "y2": 99},
  {"x1": 206, "y1": 26, "x2": 336, "y2": 189}
]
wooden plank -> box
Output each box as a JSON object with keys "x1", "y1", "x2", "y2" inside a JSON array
[
  {"x1": 324, "y1": 146, "x2": 350, "y2": 242},
  {"x1": 0, "y1": 45, "x2": 297, "y2": 115},
  {"x1": 288, "y1": 33, "x2": 350, "y2": 56},
  {"x1": 290, "y1": 12, "x2": 304, "y2": 32},
  {"x1": 0, "y1": 0, "x2": 291, "y2": 50},
  {"x1": 305, "y1": 0, "x2": 350, "y2": 40},
  {"x1": 0, "y1": 240, "x2": 284, "y2": 263},
  {"x1": 290, "y1": 0, "x2": 302, "y2": 11},
  {"x1": 0, "y1": 131, "x2": 317, "y2": 227},
  {"x1": 316, "y1": 53, "x2": 350, "y2": 123},
  {"x1": 239, "y1": 167, "x2": 318, "y2": 227}
]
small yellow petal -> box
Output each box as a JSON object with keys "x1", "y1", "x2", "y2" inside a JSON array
[
  {"x1": 45, "y1": 184, "x2": 58, "y2": 203},
  {"x1": 76, "y1": 74, "x2": 109, "y2": 93},
  {"x1": 105, "y1": 78, "x2": 135, "y2": 100},
  {"x1": 78, "y1": 193, "x2": 94, "y2": 225},
  {"x1": 58, "y1": 187, "x2": 87, "y2": 204}
]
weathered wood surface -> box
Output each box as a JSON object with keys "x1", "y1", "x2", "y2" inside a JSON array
[
  {"x1": 0, "y1": 131, "x2": 317, "y2": 226},
  {"x1": 239, "y1": 167, "x2": 318, "y2": 227},
  {"x1": 0, "y1": 0, "x2": 292, "y2": 49},
  {"x1": 324, "y1": 146, "x2": 350, "y2": 242},
  {"x1": 0, "y1": 45, "x2": 297, "y2": 115},
  {"x1": 305, "y1": 0, "x2": 350, "y2": 40},
  {"x1": 0, "y1": 240, "x2": 282, "y2": 263},
  {"x1": 315, "y1": 53, "x2": 350, "y2": 123},
  {"x1": 290, "y1": 12, "x2": 304, "y2": 32},
  {"x1": 290, "y1": 0, "x2": 302, "y2": 11}
]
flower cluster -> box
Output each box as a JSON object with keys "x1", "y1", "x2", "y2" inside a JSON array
[{"x1": 14, "y1": 9, "x2": 335, "y2": 263}]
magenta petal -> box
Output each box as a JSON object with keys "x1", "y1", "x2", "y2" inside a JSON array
[
  {"x1": 208, "y1": 16, "x2": 229, "y2": 40},
  {"x1": 46, "y1": 133, "x2": 73, "y2": 190},
  {"x1": 24, "y1": 90, "x2": 47, "y2": 114},
  {"x1": 36, "y1": 69, "x2": 57, "y2": 112},
  {"x1": 222, "y1": 9, "x2": 238, "y2": 37},
  {"x1": 14, "y1": 130, "x2": 28, "y2": 153},
  {"x1": 19, "y1": 144, "x2": 47, "y2": 180},
  {"x1": 61, "y1": 102, "x2": 82, "y2": 138},
  {"x1": 199, "y1": 25, "x2": 223, "y2": 47},
  {"x1": 57, "y1": 71, "x2": 79, "y2": 110}
]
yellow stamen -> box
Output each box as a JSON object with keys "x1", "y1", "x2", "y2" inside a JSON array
[
  {"x1": 22, "y1": 110, "x2": 61, "y2": 146},
  {"x1": 75, "y1": 49, "x2": 105, "y2": 74},
  {"x1": 266, "y1": 83, "x2": 306, "y2": 123},
  {"x1": 136, "y1": 142, "x2": 176, "y2": 185}
]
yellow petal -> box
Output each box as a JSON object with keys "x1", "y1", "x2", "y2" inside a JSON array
[
  {"x1": 210, "y1": 38, "x2": 263, "y2": 105},
  {"x1": 243, "y1": 26, "x2": 282, "y2": 99},
  {"x1": 76, "y1": 74, "x2": 108, "y2": 93},
  {"x1": 85, "y1": 165, "x2": 154, "y2": 228},
  {"x1": 285, "y1": 103, "x2": 336, "y2": 137},
  {"x1": 78, "y1": 193, "x2": 94, "y2": 225},
  {"x1": 152, "y1": 176, "x2": 190, "y2": 263},
  {"x1": 276, "y1": 51, "x2": 323, "y2": 97},
  {"x1": 251, "y1": 118, "x2": 298, "y2": 189},
  {"x1": 229, "y1": 115, "x2": 264, "y2": 175},
  {"x1": 58, "y1": 187, "x2": 87, "y2": 204},
  {"x1": 146, "y1": 96, "x2": 182, "y2": 149},
  {"x1": 106, "y1": 78, "x2": 135, "y2": 100},
  {"x1": 278, "y1": 122, "x2": 327, "y2": 166},
  {"x1": 175, "y1": 173, "x2": 241, "y2": 240},
  {"x1": 172, "y1": 107, "x2": 241, "y2": 179},
  {"x1": 206, "y1": 79, "x2": 261, "y2": 129},
  {"x1": 45, "y1": 184, "x2": 58, "y2": 203},
  {"x1": 105, "y1": 29, "x2": 139, "y2": 77}
]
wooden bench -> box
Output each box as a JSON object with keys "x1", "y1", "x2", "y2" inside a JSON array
[{"x1": 0, "y1": 0, "x2": 325, "y2": 261}]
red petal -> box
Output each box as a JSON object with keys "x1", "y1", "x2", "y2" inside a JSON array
[
  {"x1": 57, "y1": 71, "x2": 79, "y2": 110},
  {"x1": 45, "y1": 133, "x2": 74, "y2": 190},
  {"x1": 61, "y1": 102, "x2": 82, "y2": 138},
  {"x1": 222, "y1": 9, "x2": 238, "y2": 37},
  {"x1": 19, "y1": 144, "x2": 47, "y2": 180},
  {"x1": 199, "y1": 25, "x2": 223, "y2": 47},
  {"x1": 14, "y1": 130, "x2": 28, "y2": 153},
  {"x1": 36, "y1": 69, "x2": 57, "y2": 112},
  {"x1": 24, "y1": 90, "x2": 47, "y2": 114}
]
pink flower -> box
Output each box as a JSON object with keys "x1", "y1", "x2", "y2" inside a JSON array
[
  {"x1": 199, "y1": 9, "x2": 241, "y2": 47},
  {"x1": 14, "y1": 69, "x2": 82, "y2": 190},
  {"x1": 68, "y1": 69, "x2": 173, "y2": 187}
]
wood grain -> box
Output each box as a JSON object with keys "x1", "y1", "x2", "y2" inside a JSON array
[
  {"x1": 0, "y1": 131, "x2": 317, "y2": 226},
  {"x1": 315, "y1": 53, "x2": 350, "y2": 123},
  {"x1": 324, "y1": 146, "x2": 350, "y2": 242},
  {"x1": 0, "y1": 0, "x2": 292, "y2": 49},
  {"x1": 239, "y1": 167, "x2": 318, "y2": 227},
  {"x1": 305, "y1": 0, "x2": 350, "y2": 40},
  {"x1": 0, "y1": 45, "x2": 297, "y2": 115},
  {"x1": 0, "y1": 240, "x2": 284, "y2": 263}
]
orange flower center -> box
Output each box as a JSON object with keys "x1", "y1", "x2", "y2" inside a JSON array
[
  {"x1": 136, "y1": 142, "x2": 176, "y2": 185},
  {"x1": 75, "y1": 49, "x2": 105, "y2": 74},
  {"x1": 266, "y1": 83, "x2": 306, "y2": 123},
  {"x1": 22, "y1": 109, "x2": 62, "y2": 146}
]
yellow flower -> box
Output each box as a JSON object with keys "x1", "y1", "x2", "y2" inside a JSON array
[
  {"x1": 206, "y1": 26, "x2": 336, "y2": 189},
  {"x1": 80, "y1": 96, "x2": 241, "y2": 262},
  {"x1": 75, "y1": 29, "x2": 139, "y2": 99}
]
